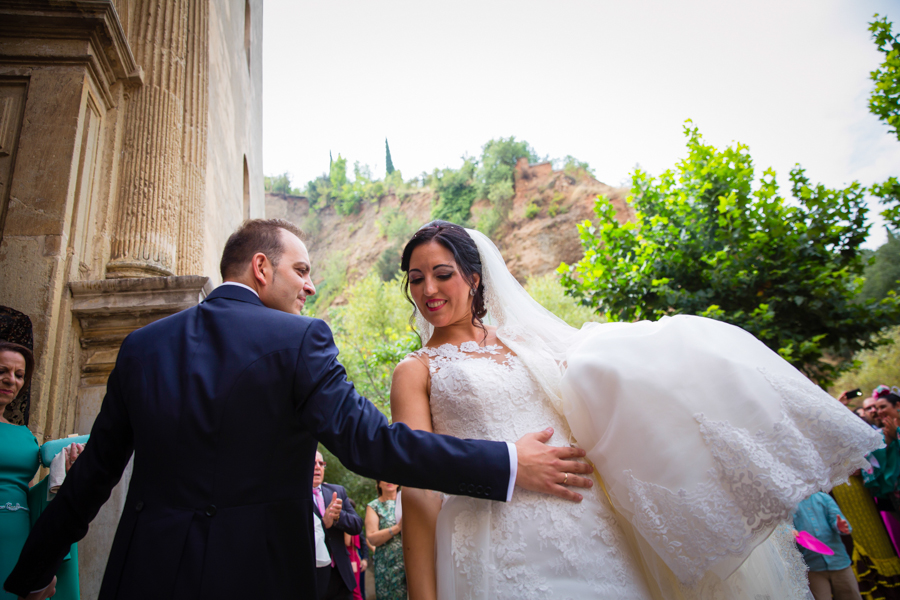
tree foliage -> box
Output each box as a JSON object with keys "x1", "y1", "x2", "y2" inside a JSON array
[
  {"x1": 263, "y1": 172, "x2": 300, "y2": 195},
  {"x1": 431, "y1": 158, "x2": 478, "y2": 225},
  {"x1": 329, "y1": 273, "x2": 421, "y2": 412},
  {"x1": 559, "y1": 124, "x2": 900, "y2": 385},
  {"x1": 860, "y1": 229, "x2": 900, "y2": 304},
  {"x1": 524, "y1": 273, "x2": 602, "y2": 328},
  {"x1": 385, "y1": 138, "x2": 395, "y2": 175},
  {"x1": 475, "y1": 137, "x2": 540, "y2": 235},
  {"x1": 869, "y1": 15, "x2": 900, "y2": 230},
  {"x1": 870, "y1": 15, "x2": 900, "y2": 142}
]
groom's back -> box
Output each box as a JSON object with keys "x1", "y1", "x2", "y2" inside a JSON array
[{"x1": 100, "y1": 286, "x2": 320, "y2": 598}]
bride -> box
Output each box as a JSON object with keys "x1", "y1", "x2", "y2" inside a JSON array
[{"x1": 389, "y1": 220, "x2": 883, "y2": 600}]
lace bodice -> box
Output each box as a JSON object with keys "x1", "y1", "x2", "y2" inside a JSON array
[
  {"x1": 415, "y1": 342, "x2": 572, "y2": 446},
  {"x1": 411, "y1": 342, "x2": 653, "y2": 599}
]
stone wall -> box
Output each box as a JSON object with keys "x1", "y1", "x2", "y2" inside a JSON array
[
  {"x1": 205, "y1": 0, "x2": 265, "y2": 286},
  {"x1": 0, "y1": 1, "x2": 263, "y2": 596}
]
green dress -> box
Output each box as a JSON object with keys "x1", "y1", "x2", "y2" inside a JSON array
[
  {"x1": 368, "y1": 498, "x2": 407, "y2": 600},
  {"x1": 0, "y1": 423, "x2": 79, "y2": 600},
  {"x1": 862, "y1": 429, "x2": 900, "y2": 499},
  {"x1": 0, "y1": 422, "x2": 39, "y2": 600}
]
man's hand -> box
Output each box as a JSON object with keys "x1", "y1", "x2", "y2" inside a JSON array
[
  {"x1": 18, "y1": 576, "x2": 56, "y2": 600},
  {"x1": 515, "y1": 428, "x2": 593, "y2": 502},
  {"x1": 837, "y1": 515, "x2": 850, "y2": 535},
  {"x1": 360, "y1": 559, "x2": 368, "y2": 572},
  {"x1": 322, "y1": 491, "x2": 342, "y2": 529}
]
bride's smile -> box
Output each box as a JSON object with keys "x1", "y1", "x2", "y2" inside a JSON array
[{"x1": 407, "y1": 240, "x2": 481, "y2": 332}]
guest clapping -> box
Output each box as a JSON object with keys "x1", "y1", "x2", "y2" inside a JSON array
[{"x1": 312, "y1": 451, "x2": 362, "y2": 600}]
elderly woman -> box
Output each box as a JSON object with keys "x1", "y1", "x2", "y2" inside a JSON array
[
  {"x1": 365, "y1": 481, "x2": 406, "y2": 600},
  {"x1": 0, "y1": 341, "x2": 81, "y2": 600}
]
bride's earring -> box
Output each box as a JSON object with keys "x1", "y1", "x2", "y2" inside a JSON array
[{"x1": 469, "y1": 288, "x2": 476, "y2": 296}]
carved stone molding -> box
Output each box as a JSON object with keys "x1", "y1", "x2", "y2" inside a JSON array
[
  {"x1": 0, "y1": 0, "x2": 143, "y2": 109},
  {"x1": 70, "y1": 275, "x2": 210, "y2": 385}
]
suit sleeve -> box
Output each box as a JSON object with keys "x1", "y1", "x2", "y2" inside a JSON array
[
  {"x1": 4, "y1": 348, "x2": 138, "y2": 597},
  {"x1": 331, "y1": 486, "x2": 362, "y2": 536},
  {"x1": 294, "y1": 319, "x2": 510, "y2": 502}
]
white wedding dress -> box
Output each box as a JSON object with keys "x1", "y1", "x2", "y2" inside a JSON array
[
  {"x1": 417, "y1": 341, "x2": 654, "y2": 599},
  {"x1": 406, "y1": 228, "x2": 883, "y2": 600}
]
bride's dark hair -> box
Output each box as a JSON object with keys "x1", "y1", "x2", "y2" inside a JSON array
[{"x1": 401, "y1": 220, "x2": 487, "y2": 340}]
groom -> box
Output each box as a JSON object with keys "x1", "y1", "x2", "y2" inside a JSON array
[{"x1": 5, "y1": 219, "x2": 592, "y2": 600}]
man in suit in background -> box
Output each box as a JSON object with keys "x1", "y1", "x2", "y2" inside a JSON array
[
  {"x1": 312, "y1": 451, "x2": 361, "y2": 600},
  {"x1": 6, "y1": 219, "x2": 592, "y2": 600}
]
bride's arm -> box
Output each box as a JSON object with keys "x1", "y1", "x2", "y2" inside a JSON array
[{"x1": 391, "y1": 357, "x2": 442, "y2": 600}]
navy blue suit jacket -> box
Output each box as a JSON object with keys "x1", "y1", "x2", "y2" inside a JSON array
[
  {"x1": 313, "y1": 483, "x2": 361, "y2": 591},
  {"x1": 5, "y1": 285, "x2": 509, "y2": 599}
]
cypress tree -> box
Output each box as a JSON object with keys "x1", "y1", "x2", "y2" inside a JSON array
[{"x1": 385, "y1": 138, "x2": 395, "y2": 175}]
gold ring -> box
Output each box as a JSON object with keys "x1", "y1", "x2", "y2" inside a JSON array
[{"x1": 563, "y1": 473, "x2": 568, "y2": 485}]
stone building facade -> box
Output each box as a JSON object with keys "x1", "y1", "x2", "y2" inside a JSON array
[{"x1": 0, "y1": 0, "x2": 263, "y2": 595}]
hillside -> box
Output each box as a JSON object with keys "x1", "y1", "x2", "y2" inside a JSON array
[{"x1": 265, "y1": 159, "x2": 632, "y2": 311}]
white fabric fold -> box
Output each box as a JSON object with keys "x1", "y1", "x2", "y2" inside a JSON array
[{"x1": 48, "y1": 449, "x2": 67, "y2": 498}]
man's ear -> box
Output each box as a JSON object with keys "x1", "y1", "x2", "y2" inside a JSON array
[{"x1": 251, "y1": 253, "x2": 269, "y2": 286}]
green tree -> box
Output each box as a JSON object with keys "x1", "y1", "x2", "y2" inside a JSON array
[
  {"x1": 560, "y1": 124, "x2": 900, "y2": 385},
  {"x1": 474, "y1": 137, "x2": 540, "y2": 235},
  {"x1": 868, "y1": 15, "x2": 900, "y2": 229},
  {"x1": 860, "y1": 229, "x2": 900, "y2": 304},
  {"x1": 431, "y1": 158, "x2": 478, "y2": 225},
  {"x1": 524, "y1": 273, "x2": 602, "y2": 328},
  {"x1": 264, "y1": 172, "x2": 293, "y2": 194},
  {"x1": 385, "y1": 138, "x2": 395, "y2": 175},
  {"x1": 329, "y1": 273, "x2": 421, "y2": 411},
  {"x1": 330, "y1": 154, "x2": 348, "y2": 189}
]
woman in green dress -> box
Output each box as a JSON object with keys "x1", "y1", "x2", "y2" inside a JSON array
[
  {"x1": 366, "y1": 481, "x2": 407, "y2": 599},
  {"x1": 0, "y1": 341, "x2": 80, "y2": 600}
]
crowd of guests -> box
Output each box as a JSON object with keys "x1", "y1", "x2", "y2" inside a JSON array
[
  {"x1": 311, "y1": 449, "x2": 407, "y2": 600},
  {"x1": 793, "y1": 384, "x2": 900, "y2": 600}
]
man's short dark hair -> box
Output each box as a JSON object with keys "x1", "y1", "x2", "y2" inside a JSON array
[{"x1": 220, "y1": 219, "x2": 304, "y2": 279}]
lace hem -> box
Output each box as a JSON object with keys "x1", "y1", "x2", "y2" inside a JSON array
[{"x1": 624, "y1": 368, "x2": 883, "y2": 585}]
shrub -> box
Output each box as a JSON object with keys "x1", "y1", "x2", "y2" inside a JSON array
[{"x1": 525, "y1": 273, "x2": 602, "y2": 328}]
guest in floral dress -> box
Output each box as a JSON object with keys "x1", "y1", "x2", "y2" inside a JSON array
[{"x1": 365, "y1": 481, "x2": 406, "y2": 599}]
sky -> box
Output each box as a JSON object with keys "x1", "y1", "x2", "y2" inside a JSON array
[{"x1": 262, "y1": 0, "x2": 900, "y2": 246}]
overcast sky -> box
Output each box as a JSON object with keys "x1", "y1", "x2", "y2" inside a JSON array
[{"x1": 262, "y1": 0, "x2": 900, "y2": 246}]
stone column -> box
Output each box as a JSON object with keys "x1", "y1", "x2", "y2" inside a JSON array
[
  {"x1": 107, "y1": 0, "x2": 188, "y2": 278},
  {"x1": 177, "y1": 0, "x2": 209, "y2": 276}
]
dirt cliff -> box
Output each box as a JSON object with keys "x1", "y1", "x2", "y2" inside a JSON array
[{"x1": 265, "y1": 159, "x2": 633, "y2": 306}]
